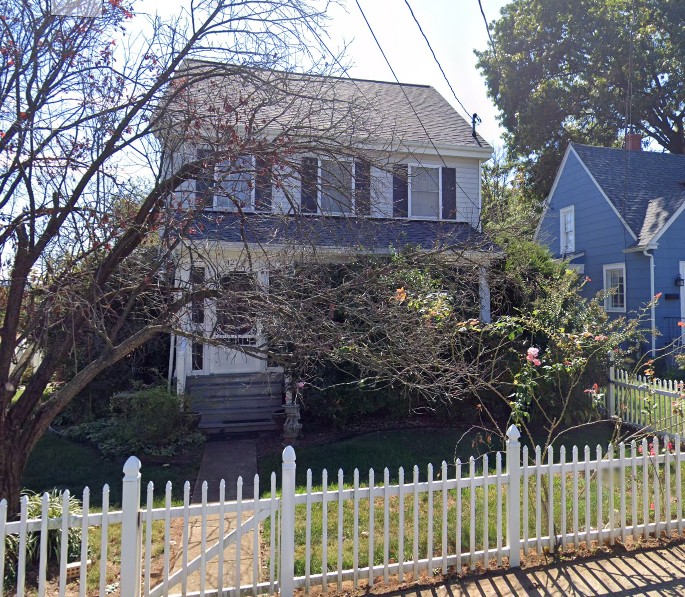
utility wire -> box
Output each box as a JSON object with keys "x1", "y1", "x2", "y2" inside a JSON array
[
  {"x1": 355, "y1": 0, "x2": 482, "y2": 213},
  {"x1": 403, "y1": 0, "x2": 472, "y2": 121},
  {"x1": 477, "y1": 0, "x2": 498, "y2": 61}
]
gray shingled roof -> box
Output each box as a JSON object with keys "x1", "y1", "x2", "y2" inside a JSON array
[
  {"x1": 172, "y1": 61, "x2": 491, "y2": 151},
  {"x1": 183, "y1": 212, "x2": 499, "y2": 253},
  {"x1": 572, "y1": 143, "x2": 685, "y2": 246}
]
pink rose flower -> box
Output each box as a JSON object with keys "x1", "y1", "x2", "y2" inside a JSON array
[{"x1": 526, "y1": 347, "x2": 541, "y2": 366}]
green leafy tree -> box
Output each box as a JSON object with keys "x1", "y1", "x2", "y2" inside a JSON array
[{"x1": 476, "y1": 0, "x2": 685, "y2": 199}]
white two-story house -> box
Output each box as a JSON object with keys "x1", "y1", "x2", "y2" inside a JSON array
[{"x1": 162, "y1": 62, "x2": 496, "y2": 432}]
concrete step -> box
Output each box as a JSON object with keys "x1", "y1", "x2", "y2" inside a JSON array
[
  {"x1": 191, "y1": 398, "x2": 282, "y2": 413},
  {"x1": 189, "y1": 384, "x2": 282, "y2": 399},
  {"x1": 187, "y1": 372, "x2": 285, "y2": 433},
  {"x1": 187, "y1": 372, "x2": 283, "y2": 388}
]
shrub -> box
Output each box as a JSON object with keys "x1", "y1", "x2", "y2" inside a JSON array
[
  {"x1": 4, "y1": 490, "x2": 82, "y2": 585},
  {"x1": 61, "y1": 386, "x2": 204, "y2": 458}
]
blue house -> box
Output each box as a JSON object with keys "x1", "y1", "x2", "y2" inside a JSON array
[{"x1": 536, "y1": 141, "x2": 685, "y2": 356}]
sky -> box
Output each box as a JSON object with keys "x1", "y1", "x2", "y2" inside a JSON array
[
  {"x1": 324, "y1": 0, "x2": 509, "y2": 148},
  {"x1": 132, "y1": 0, "x2": 510, "y2": 148}
]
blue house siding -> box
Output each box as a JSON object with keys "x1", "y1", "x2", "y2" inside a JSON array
[
  {"x1": 652, "y1": 218, "x2": 685, "y2": 346},
  {"x1": 538, "y1": 150, "x2": 649, "y2": 310},
  {"x1": 537, "y1": 144, "x2": 685, "y2": 355}
]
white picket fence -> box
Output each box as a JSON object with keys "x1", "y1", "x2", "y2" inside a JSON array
[
  {"x1": 3, "y1": 425, "x2": 685, "y2": 596},
  {"x1": 608, "y1": 366, "x2": 685, "y2": 436}
]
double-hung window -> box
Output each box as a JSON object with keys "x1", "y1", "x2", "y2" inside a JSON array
[
  {"x1": 603, "y1": 263, "x2": 626, "y2": 312},
  {"x1": 215, "y1": 155, "x2": 254, "y2": 211},
  {"x1": 560, "y1": 205, "x2": 575, "y2": 254},
  {"x1": 320, "y1": 159, "x2": 353, "y2": 214},
  {"x1": 410, "y1": 166, "x2": 440, "y2": 219}
]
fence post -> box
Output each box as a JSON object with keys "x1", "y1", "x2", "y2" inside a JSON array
[
  {"x1": 280, "y1": 446, "x2": 296, "y2": 596},
  {"x1": 608, "y1": 356, "x2": 616, "y2": 418},
  {"x1": 120, "y1": 456, "x2": 142, "y2": 597},
  {"x1": 506, "y1": 425, "x2": 521, "y2": 567}
]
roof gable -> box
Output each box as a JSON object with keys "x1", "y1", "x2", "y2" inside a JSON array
[{"x1": 571, "y1": 143, "x2": 685, "y2": 246}]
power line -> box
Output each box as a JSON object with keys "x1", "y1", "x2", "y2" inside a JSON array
[
  {"x1": 477, "y1": 0, "x2": 498, "y2": 61},
  {"x1": 355, "y1": 0, "x2": 481, "y2": 213},
  {"x1": 403, "y1": 0, "x2": 472, "y2": 121}
]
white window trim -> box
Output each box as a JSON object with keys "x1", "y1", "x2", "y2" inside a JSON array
[
  {"x1": 317, "y1": 157, "x2": 355, "y2": 216},
  {"x1": 212, "y1": 154, "x2": 256, "y2": 212},
  {"x1": 559, "y1": 205, "x2": 575, "y2": 255},
  {"x1": 603, "y1": 263, "x2": 626, "y2": 313},
  {"x1": 408, "y1": 163, "x2": 442, "y2": 221}
]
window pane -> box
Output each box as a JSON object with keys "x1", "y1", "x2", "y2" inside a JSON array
[
  {"x1": 216, "y1": 155, "x2": 253, "y2": 210},
  {"x1": 190, "y1": 266, "x2": 205, "y2": 324},
  {"x1": 216, "y1": 272, "x2": 257, "y2": 336},
  {"x1": 605, "y1": 268, "x2": 625, "y2": 310},
  {"x1": 191, "y1": 342, "x2": 204, "y2": 370},
  {"x1": 411, "y1": 167, "x2": 439, "y2": 218},
  {"x1": 321, "y1": 159, "x2": 352, "y2": 213},
  {"x1": 195, "y1": 151, "x2": 215, "y2": 208}
]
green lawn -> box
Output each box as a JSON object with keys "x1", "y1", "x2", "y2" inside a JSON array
[
  {"x1": 257, "y1": 422, "x2": 641, "y2": 575},
  {"x1": 258, "y1": 422, "x2": 617, "y2": 488},
  {"x1": 22, "y1": 431, "x2": 201, "y2": 507}
]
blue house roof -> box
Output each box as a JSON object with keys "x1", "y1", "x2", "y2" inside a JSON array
[{"x1": 572, "y1": 144, "x2": 685, "y2": 247}]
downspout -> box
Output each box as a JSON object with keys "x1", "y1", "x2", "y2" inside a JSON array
[{"x1": 642, "y1": 249, "x2": 656, "y2": 357}]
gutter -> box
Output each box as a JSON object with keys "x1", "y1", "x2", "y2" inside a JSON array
[{"x1": 642, "y1": 249, "x2": 656, "y2": 357}]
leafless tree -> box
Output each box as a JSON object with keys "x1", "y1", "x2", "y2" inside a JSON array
[{"x1": 0, "y1": 0, "x2": 382, "y2": 514}]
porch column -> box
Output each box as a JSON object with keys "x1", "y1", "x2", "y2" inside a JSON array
[
  {"x1": 176, "y1": 336, "x2": 188, "y2": 395},
  {"x1": 479, "y1": 266, "x2": 491, "y2": 323}
]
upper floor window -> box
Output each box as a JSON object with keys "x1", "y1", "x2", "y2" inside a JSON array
[
  {"x1": 301, "y1": 157, "x2": 362, "y2": 215},
  {"x1": 195, "y1": 150, "x2": 272, "y2": 212},
  {"x1": 410, "y1": 166, "x2": 440, "y2": 219},
  {"x1": 215, "y1": 155, "x2": 253, "y2": 211},
  {"x1": 603, "y1": 263, "x2": 626, "y2": 312},
  {"x1": 320, "y1": 159, "x2": 353, "y2": 214},
  {"x1": 391, "y1": 163, "x2": 457, "y2": 220},
  {"x1": 560, "y1": 205, "x2": 575, "y2": 254}
]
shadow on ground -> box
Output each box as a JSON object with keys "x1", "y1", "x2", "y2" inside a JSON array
[{"x1": 382, "y1": 543, "x2": 685, "y2": 596}]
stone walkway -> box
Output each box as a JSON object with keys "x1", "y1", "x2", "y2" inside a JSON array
[
  {"x1": 192, "y1": 436, "x2": 259, "y2": 502},
  {"x1": 166, "y1": 435, "x2": 261, "y2": 594}
]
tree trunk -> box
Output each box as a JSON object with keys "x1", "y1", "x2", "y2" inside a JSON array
[{"x1": 0, "y1": 429, "x2": 30, "y2": 517}]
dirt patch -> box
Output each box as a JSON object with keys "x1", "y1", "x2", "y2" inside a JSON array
[{"x1": 295, "y1": 534, "x2": 685, "y2": 596}]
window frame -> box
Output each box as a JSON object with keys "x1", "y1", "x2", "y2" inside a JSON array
[
  {"x1": 317, "y1": 157, "x2": 355, "y2": 215},
  {"x1": 408, "y1": 163, "x2": 442, "y2": 220},
  {"x1": 213, "y1": 154, "x2": 256, "y2": 212},
  {"x1": 559, "y1": 205, "x2": 575, "y2": 255},
  {"x1": 603, "y1": 263, "x2": 627, "y2": 313},
  {"x1": 214, "y1": 271, "x2": 258, "y2": 339}
]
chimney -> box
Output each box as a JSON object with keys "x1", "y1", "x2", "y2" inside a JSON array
[{"x1": 625, "y1": 132, "x2": 643, "y2": 151}]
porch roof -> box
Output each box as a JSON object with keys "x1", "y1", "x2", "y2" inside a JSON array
[{"x1": 181, "y1": 212, "x2": 499, "y2": 254}]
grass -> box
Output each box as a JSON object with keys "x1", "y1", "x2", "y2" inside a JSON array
[
  {"x1": 22, "y1": 430, "x2": 201, "y2": 507},
  {"x1": 257, "y1": 422, "x2": 677, "y2": 576},
  {"x1": 258, "y1": 422, "x2": 617, "y2": 487},
  {"x1": 8, "y1": 431, "x2": 199, "y2": 594}
]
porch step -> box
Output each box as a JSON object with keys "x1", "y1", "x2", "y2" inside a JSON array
[{"x1": 187, "y1": 372, "x2": 285, "y2": 433}]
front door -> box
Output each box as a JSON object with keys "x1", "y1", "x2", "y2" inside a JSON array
[{"x1": 208, "y1": 272, "x2": 264, "y2": 374}]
